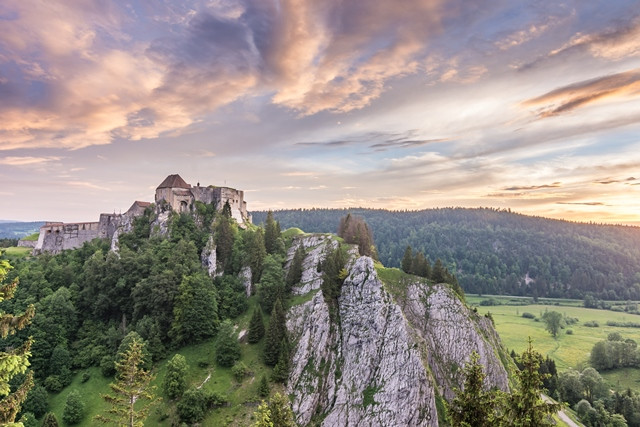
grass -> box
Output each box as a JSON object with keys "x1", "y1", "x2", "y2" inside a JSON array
[
  {"x1": 47, "y1": 367, "x2": 112, "y2": 425},
  {"x1": 2, "y1": 246, "x2": 32, "y2": 259},
  {"x1": 22, "y1": 232, "x2": 40, "y2": 241},
  {"x1": 473, "y1": 300, "x2": 640, "y2": 385},
  {"x1": 46, "y1": 295, "x2": 278, "y2": 426}
]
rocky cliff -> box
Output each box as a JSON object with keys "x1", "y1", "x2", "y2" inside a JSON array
[{"x1": 286, "y1": 235, "x2": 510, "y2": 426}]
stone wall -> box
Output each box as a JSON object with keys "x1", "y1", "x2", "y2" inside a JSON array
[
  {"x1": 35, "y1": 222, "x2": 100, "y2": 254},
  {"x1": 17, "y1": 239, "x2": 37, "y2": 248}
]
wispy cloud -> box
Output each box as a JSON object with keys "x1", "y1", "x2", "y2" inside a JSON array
[
  {"x1": 523, "y1": 69, "x2": 640, "y2": 118},
  {"x1": 0, "y1": 156, "x2": 62, "y2": 166}
]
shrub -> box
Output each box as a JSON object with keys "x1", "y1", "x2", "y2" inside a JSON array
[
  {"x1": 232, "y1": 361, "x2": 250, "y2": 382},
  {"x1": 522, "y1": 312, "x2": 535, "y2": 319},
  {"x1": 584, "y1": 321, "x2": 599, "y2": 327},
  {"x1": 566, "y1": 329, "x2": 573, "y2": 335},
  {"x1": 62, "y1": 389, "x2": 85, "y2": 425},
  {"x1": 81, "y1": 371, "x2": 91, "y2": 383},
  {"x1": 44, "y1": 376, "x2": 63, "y2": 393}
]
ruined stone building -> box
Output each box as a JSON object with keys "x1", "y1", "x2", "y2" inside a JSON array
[
  {"x1": 155, "y1": 174, "x2": 250, "y2": 224},
  {"x1": 33, "y1": 174, "x2": 250, "y2": 254}
]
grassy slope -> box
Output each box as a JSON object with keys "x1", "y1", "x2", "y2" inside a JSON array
[
  {"x1": 472, "y1": 298, "x2": 640, "y2": 391},
  {"x1": 47, "y1": 295, "x2": 278, "y2": 426}
]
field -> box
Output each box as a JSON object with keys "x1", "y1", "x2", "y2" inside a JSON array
[{"x1": 470, "y1": 295, "x2": 640, "y2": 391}]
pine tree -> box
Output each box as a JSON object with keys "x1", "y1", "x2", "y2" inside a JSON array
[
  {"x1": 432, "y1": 258, "x2": 446, "y2": 283},
  {"x1": 252, "y1": 393, "x2": 296, "y2": 427},
  {"x1": 258, "y1": 375, "x2": 270, "y2": 398},
  {"x1": 263, "y1": 299, "x2": 286, "y2": 366},
  {"x1": 42, "y1": 411, "x2": 60, "y2": 427},
  {"x1": 271, "y1": 337, "x2": 290, "y2": 383},
  {"x1": 401, "y1": 246, "x2": 413, "y2": 273},
  {"x1": 0, "y1": 259, "x2": 35, "y2": 425},
  {"x1": 498, "y1": 338, "x2": 560, "y2": 426},
  {"x1": 285, "y1": 245, "x2": 305, "y2": 290},
  {"x1": 214, "y1": 209, "x2": 236, "y2": 272},
  {"x1": 448, "y1": 351, "x2": 498, "y2": 427},
  {"x1": 162, "y1": 354, "x2": 187, "y2": 399},
  {"x1": 214, "y1": 320, "x2": 241, "y2": 367},
  {"x1": 253, "y1": 400, "x2": 273, "y2": 427},
  {"x1": 95, "y1": 338, "x2": 159, "y2": 427},
  {"x1": 264, "y1": 211, "x2": 281, "y2": 255},
  {"x1": 268, "y1": 392, "x2": 296, "y2": 427},
  {"x1": 248, "y1": 307, "x2": 265, "y2": 344}
]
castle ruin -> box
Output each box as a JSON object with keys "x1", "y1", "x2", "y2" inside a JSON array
[{"x1": 33, "y1": 174, "x2": 250, "y2": 254}]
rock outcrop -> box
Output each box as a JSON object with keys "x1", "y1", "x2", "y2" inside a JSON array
[{"x1": 286, "y1": 236, "x2": 510, "y2": 426}]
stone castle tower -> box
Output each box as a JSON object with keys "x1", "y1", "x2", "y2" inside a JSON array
[
  {"x1": 155, "y1": 174, "x2": 251, "y2": 223},
  {"x1": 33, "y1": 174, "x2": 251, "y2": 254}
]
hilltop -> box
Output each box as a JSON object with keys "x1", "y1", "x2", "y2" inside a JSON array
[{"x1": 253, "y1": 208, "x2": 640, "y2": 301}]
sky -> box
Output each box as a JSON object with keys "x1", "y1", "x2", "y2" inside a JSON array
[{"x1": 1, "y1": 1, "x2": 640, "y2": 224}]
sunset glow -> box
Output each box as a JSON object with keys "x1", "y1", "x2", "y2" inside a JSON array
[{"x1": 1, "y1": 1, "x2": 639, "y2": 224}]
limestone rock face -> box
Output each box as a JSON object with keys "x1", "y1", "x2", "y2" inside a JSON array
[
  {"x1": 201, "y1": 235, "x2": 217, "y2": 277},
  {"x1": 403, "y1": 283, "x2": 509, "y2": 400},
  {"x1": 285, "y1": 234, "x2": 337, "y2": 295},
  {"x1": 287, "y1": 246, "x2": 510, "y2": 426},
  {"x1": 240, "y1": 266, "x2": 252, "y2": 297}
]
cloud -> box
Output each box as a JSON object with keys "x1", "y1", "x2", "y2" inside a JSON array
[
  {"x1": 550, "y1": 16, "x2": 640, "y2": 61},
  {"x1": 0, "y1": 156, "x2": 62, "y2": 166},
  {"x1": 503, "y1": 182, "x2": 562, "y2": 191},
  {"x1": 522, "y1": 69, "x2": 640, "y2": 118},
  {"x1": 297, "y1": 130, "x2": 448, "y2": 152},
  {"x1": 556, "y1": 201, "x2": 608, "y2": 206}
]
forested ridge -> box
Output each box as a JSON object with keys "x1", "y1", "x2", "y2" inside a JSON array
[{"x1": 253, "y1": 208, "x2": 640, "y2": 300}]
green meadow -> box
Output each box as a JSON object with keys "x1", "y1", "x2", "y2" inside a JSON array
[
  {"x1": 47, "y1": 295, "x2": 281, "y2": 427},
  {"x1": 470, "y1": 295, "x2": 640, "y2": 391}
]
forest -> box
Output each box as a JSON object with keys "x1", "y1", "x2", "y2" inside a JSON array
[
  {"x1": 253, "y1": 208, "x2": 640, "y2": 300},
  {"x1": 0, "y1": 204, "x2": 304, "y2": 425}
]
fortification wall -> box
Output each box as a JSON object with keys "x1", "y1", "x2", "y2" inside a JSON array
[
  {"x1": 35, "y1": 222, "x2": 100, "y2": 254},
  {"x1": 99, "y1": 214, "x2": 122, "y2": 239},
  {"x1": 17, "y1": 239, "x2": 37, "y2": 248}
]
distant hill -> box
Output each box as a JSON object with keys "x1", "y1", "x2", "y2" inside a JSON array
[
  {"x1": 252, "y1": 208, "x2": 640, "y2": 301},
  {"x1": 0, "y1": 221, "x2": 45, "y2": 239}
]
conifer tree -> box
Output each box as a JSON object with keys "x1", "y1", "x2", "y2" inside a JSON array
[
  {"x1": 263, "y1": 299, "x2": 286, "y2": 366},
  {"x1": 214, "y1": 320, "x2": 241, "y2": 367},
  {"x1": 0, "y1": 259, "x2": 35, "y2": 425},
  {"x1": 432, "y1": 258, "x2": 446, "y2": 283},
  {"x1": 498, "y1": 338, "x2": 560, "y2": 426},
  {"x1": 248, "y1": 307, "x2": 265, "y2": 344},
  {"x1": 448, "y1": 351, "x2": 498, "y2": 427},
  {"x1": 268, "y1": 393, "x2": 297, "y2": 427},
  {"x1": 215, "y1": 205, "x2": 236, "y2": 272},
  {"x1": 401, "y1": 246, "x2": 413, "y2": 273},
  {"x1": 258, "y1": 375, "x2": 270, "y2": 398},
  {"x1": 42, "y1": 411, "x2": 59, "y2": 427},
  {"x1": 285, "y1": 245, "x2": 305, "y2": 290},
  {"x1": 264, "y1": 211, "x2": 281, "y2": 255},
  {"x1": 271, "y1": 337, "x2": 291, "y2": 383},
  {"x1": 253, "y1": 401, "x2": 272, "y2": 427},
  {"x1": 252, "y1": 393, "x2": 296, "y2": 427},
  {"x1": 95, "y1": 338, "x2": 159, "y2": 427}
]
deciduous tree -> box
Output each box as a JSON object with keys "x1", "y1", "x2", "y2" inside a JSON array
[{"x1": 162, "y1": 354, "x2": 187, "y2": 400}]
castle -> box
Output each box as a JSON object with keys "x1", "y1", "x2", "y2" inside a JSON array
[{"x1": 33, "y1": 174, "x2": 250, "y2": 254}]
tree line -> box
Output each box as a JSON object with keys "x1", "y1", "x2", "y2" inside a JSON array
[{"x1": 253, "y1": 208, "x2": 640, "y2": 301}]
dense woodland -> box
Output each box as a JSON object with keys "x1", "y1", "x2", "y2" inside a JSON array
[
  {"x1": 0, "y1": 204, "x2": 304, "y2": 425},
  {"x1": 254, "y1": 208, "x2": 640, "y2": 300}
]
